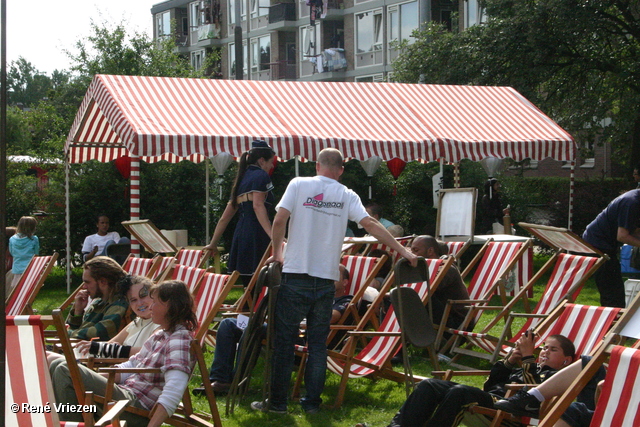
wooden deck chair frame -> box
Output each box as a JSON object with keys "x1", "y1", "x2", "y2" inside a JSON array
[
  {"x1": 51, "y1": 308, "x2": 222, "y2": 427},
  {"x1": 446, "y1": 250, "x2": 605, "y2": 364},
  {"x1": 444, "y1": 238, "x2": 472, "y2": 261},
  {"x1": 435, "y1": 239, "x2": 532, "y2": 352},
  {"x1": 6, "y1": 253, "x2": 58, "y2": 315},
  {"x1": 293, "y1": 256, "x2": 454, "y2": 408},
  {"x1": 432, "y1": 302, "x2": 622, "y2": 427},
  {"x1": 152, "y1": 256, "x2": 178, "y2": 282},
  {"x1": 538, "y1": 290, "x2": 640, "y2": 426},
  {"x1": 121, "y1": 219, "x2": 177, "y2": 255},
  {"x1": 324, "y1": 254, "x2": 388, "y2": 345},
  {"x1": 6, "y1": 315, "x2": 129, "y2": 427}
]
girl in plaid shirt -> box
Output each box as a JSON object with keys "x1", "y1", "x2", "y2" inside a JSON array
[{"x1": 50, "y1": 280, "x2": 198, "y2": 427}]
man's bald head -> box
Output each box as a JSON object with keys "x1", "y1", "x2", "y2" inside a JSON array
[{"x1": 410, "y1": 235, "x2": 441, "y2": 259}]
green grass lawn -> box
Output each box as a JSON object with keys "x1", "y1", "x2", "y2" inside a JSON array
[{"x1": 32, "y1": 254, "x2": 608, "y2": 427}]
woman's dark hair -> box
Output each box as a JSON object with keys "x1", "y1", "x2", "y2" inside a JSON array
[
  {"x1": 230, "y1": 141, "x2": 275, "y2": 208},
  {"x1": 150, "y1": 280, "x2": 198, "y2": 333},
  {"x1": 116, "y1": 275, "x2": 152, "y2": 300}
]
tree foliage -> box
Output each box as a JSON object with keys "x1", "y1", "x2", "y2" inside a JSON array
[{"x1": 392, "y1": 0, "x2": 640, "y2": 168}]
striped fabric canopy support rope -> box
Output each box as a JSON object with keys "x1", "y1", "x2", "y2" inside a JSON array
[{"x1": 65, "y1": 75, "x2": 575, "y2": 165}]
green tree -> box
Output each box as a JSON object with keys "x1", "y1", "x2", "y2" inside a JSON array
[
  {"x1": 7, "y1": 58, "x2": 53, "y2": 107},
  {"x1": 392, "y1": 0, "x2": 640, "y2": 170}
]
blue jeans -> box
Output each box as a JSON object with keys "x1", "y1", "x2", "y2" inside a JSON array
[
  {"x1": 270, "y1": 273, "x2": 334, "y2": 411},
  {"x1": 208, "y1": 318, "x2": 244, "y2": 383}
]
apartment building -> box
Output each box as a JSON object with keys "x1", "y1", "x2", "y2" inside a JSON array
[{"x1": 150, "y1": 0, "x2": 471, "y2": 82}]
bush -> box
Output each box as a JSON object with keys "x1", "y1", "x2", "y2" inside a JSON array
[{"x1": 44, "y1": 266, "x2": 83, "y2": 290}]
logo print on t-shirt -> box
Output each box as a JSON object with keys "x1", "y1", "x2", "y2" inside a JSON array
[{"x1": 303, "y1": 193, "x2": 344, "y2": 209}]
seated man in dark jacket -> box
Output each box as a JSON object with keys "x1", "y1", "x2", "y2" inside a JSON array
[{"x1": 385, "y1": 332, "x2": 575, "y2": 427}]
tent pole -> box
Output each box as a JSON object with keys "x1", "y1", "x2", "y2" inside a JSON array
[
  {"x1": 568, "y1": 160, "x2": 575, "y2": 230},
  {"x1": 295, "y1": 156, "x2": 299, "y2": 177},
  {"x1": 65, "y1": 157, "x2": 71, "y2": 293},
  {"x1": 130, "y1": 156, "x2": 141, "y2": 256},
  {"x1": 206, "y1": 159, "x2": 210, "y2": 245}
]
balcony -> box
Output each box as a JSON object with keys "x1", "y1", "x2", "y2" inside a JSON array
[
  {"x1": 269, "y1": 3, "x2": 296, "y2": 24},
  {"x1": 264, "y1": 61, "x2": 297, "y2": 80}
]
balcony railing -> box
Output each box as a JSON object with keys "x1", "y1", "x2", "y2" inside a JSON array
[
  {"x1": 264, "y1": 61, "x2": 297, "y2": 80},
  {"x1": 269, "y1": 3, "x2": 296, "y2": 23}
]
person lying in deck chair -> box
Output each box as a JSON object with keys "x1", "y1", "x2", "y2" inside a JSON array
[
  {"x1": 382, "y1": 332, "x2": 575, "y2": 427},
  {"x1": 494, "y1": 355, "x2": 607, "y2": 426},
  {"x1": 193, "y1": 264, "x2": 353, "y2": 395}
]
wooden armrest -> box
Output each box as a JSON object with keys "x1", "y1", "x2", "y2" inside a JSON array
[
  {"x1": 95, "y1": 399, "x2": 130, "y2": 427},
  {"x1": 347, "y1": 331, "x2": 401, "y2": 337},
  {"x1": 432, "y1": 369, "x2": 491, "y2": 378},
  {"x1": 508, "y1": 313, "x2": 548, "y2": 319},
  {"x1": 99, "y1": 367, "x2": 162, "y2": 374},
  {"x1": 447, "y1": 299, "x2": 489, "y2": 305}
]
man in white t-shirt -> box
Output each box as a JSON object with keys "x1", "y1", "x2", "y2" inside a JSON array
[
  {"x1": 82, "y1": 215, "x2": 130, "y2": 262},
  {"x1": 251, "y1": 148, "x2": 417, "y2": 414}
]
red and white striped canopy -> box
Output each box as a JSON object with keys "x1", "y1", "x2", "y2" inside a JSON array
[{"x1": 65, "y1": 74, "x2": 575, "y2": 164}]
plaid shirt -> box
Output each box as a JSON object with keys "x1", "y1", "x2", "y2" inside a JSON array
[
  {"x1": 66, "y1": 296, "x2": 128, "y2": 340},
  {"x1": 118, "y1": 325, "x2": 194, "y2": 411}
]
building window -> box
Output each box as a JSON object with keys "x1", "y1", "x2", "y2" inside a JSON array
[
  {"x1": 251, "y1": 0, "x2": 270, "y2": 18},
  {"x1": 190, "y1": 2, "x2": 201, "y2": 28},
  {"x1": 250, "y1": 35, "x2": 271, "y2": 73},
  {"x1": 229, "y1": 42, "x2": 248, "y2": 77},
  {"x1": 388, "y1": 1, "x2": 418, "y2": 45},
  {"x1": 356, "y1": 9, "x2": 383, "y2": 54},
  {"x1": 464, "y1": 0, "x2": 486, "y2": 29},
  {"x1": 229, "y1": 0, "x2": 247, "y2": 25},
  {"x1": 156, "y1": 11, "x2": 171, "y2": 38},
  {"x1": 355, "y1": 74, "x2": 384, "y2": 82},
  {"x1": 300, "y1": 24, "x2": 322, "y2": 62},
  {"x1": 191, "y1": 50, "x2": 205, "y2": 70}
]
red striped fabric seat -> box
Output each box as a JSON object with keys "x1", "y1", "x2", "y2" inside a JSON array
[
  {"x1": 590, "y1": 346, "x2": 640, "y2": 426},
  {"x1": 6, "y1": 254, "x2": 57, "y2": 316},
  {"x1": 364, "y1": 236, "x2": 413, "y2": 264},
  {"x1": 193, "y1": 271, "x2": 239, "y2": 342},
  {"x1": 152, "y1": 256, "x2": 177, "y2": 281},
  {"x1": 175, "y1": 248, "x2": 207, "y2": 269},
  {"x1": 327, "y1": 280, "x2": 432, "y2": 379},
  {"x1": 341, "y1": 255, "x2": 384, "y2": 297},
  {"x1": 451, "y1": 254, "x2": 604, "y2": 362},
  {"x1": 445, "y1": 241, "x2": 468, "y2": 259},
  {"x1": 122, "y1": 255, "x2": 158, "y2": 277},
  {"x1": 171, "y1": 264, "x2": 207, "y2": 294}
]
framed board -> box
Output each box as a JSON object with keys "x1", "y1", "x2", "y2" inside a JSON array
[
  {"x1": 436, "y1": 188, "x2": 478, "y2": 240},
  {"x1": 122, "y1": 219, "x2": 177, "y2": 254}
]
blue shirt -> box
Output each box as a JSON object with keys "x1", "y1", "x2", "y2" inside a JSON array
[
  {"x1": 9, "y1": 234, "x2": 40, "y2": 274},
  {"x1": 583, "y1": 190, "x2": 640, "y2": 253}
]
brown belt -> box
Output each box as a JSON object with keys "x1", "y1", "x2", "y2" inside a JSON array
[{"x1": 236, "y1": 193, "x2": 254, "y2": 204}]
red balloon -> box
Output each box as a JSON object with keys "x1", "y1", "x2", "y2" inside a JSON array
[
  {"x1": 114, "y1": 156, "x2": 132, "y2": 179},
  {"x1": 387, "y1": 158, "x2": 407, "y2": 180},
  {"x1": 269, "y1": 157, "x2": 278, "y2": 177}
]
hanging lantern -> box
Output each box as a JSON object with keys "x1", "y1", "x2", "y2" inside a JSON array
[
  {"x1": 479, "y1": 157, "x2": 504, "y2": 178},
  {"x1": 386, "y1": 158, "x2": 407, "y2": 196},
  {"x1": 210, "y1": 152, "x2": 235, "y2": 198},
  {"x1": 359, "y1": 156, "x2": 383, "y2": 200},
  {"x1": 114, "y1": 155, "x2": 132, "y2": 180}
]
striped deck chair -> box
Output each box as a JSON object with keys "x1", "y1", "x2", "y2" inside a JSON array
[
  {"x1": 151, "y1": 255, "x2": 177, "y2": 281},
  {"x1": 363, "y1": 235, "x2": 414, "y2": 264},
  {"x1": 175, "y1": 247, "x2": 209, "y2": 269},
  {"x1": 537, "y1": 290, "x2": 640, "y2": 427},
  {"x1": 448, "y1": 252, "x2": 604, "y2": 363},
  {"x1": 6, "y1": 315, "x2": 128, "y2": 427},
  {"x1": 171, "y1": 264, "x2": 207, "y2": 294},
  {"x1": 6, "y1": 253, "x2": 58, "y2": 316},
  {"x1": 324, "y1": 255, "x2": 387, "y2": 344},
  {"x1": 194, "y1": 271, "x2": 240, "y2": 343},
  {"x1": 444, "y1": 239, "x2": 471, "y2": 261},
  {"x1": 291, "y1": 257, "x2": 453, "y2": 405},
  {"x1": 588, "y1": 346, "x2": 640, "y2": 426},
  {"x1": 121, "y1": 254, "x2": 160, "y2": 278},
  {"x1": 326, "y1": 280, "x2": 434, "y2": 408},
  {"x1": 435, "y1": 240, "x2": 532, "y2": 351}
]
